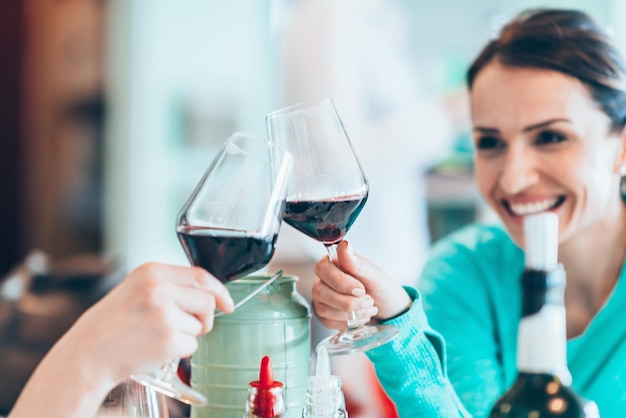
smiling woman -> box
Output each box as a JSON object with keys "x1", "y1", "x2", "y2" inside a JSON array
[
  {"x1": 470, "y1": 62, "x2": 625, "y2": 246},
  {"x1": 310, "y1": 8, "x2": 626, "y2": 418}
]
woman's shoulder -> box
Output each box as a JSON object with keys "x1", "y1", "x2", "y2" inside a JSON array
[
  {"x1": 421, "y1": 221, "x2": 524, "y2": 287},
  {"x1": 431, "y1": 222, "x2": 518, "y2": 255}
]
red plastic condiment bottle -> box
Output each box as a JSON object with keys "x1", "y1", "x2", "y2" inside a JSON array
[{"x1": 245, "y1": 356, "x2": 286, "y2": 418}]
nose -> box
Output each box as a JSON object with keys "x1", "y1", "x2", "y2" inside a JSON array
[{"x1": 498, "y1": 145, "x2": 540, "y2": 194}]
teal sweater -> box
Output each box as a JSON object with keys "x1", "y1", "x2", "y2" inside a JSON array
[{"x1": 366, "y1": 223, "x2": 626, "y2": 417}]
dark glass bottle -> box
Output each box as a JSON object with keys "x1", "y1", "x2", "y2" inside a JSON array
[{"x1": 489, "y1": 213, "x2": 596, "y2": 418}]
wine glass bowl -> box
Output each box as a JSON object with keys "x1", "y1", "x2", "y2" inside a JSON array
[
  {"x1": 267, "y1": 98, "x2": 398, "y2": 355},
  {"x1": 283, "y1": 196, "x2": 368, "y2": 256},
  {"x1": 176, "y1": 133, "x2": 290, "y2": 283},
  {"x1": 131, "y1": 133, "x2": 291, "y2": 405},
  {"x1": 267, "y1": 99, "x2": 368, "y2": 256}
]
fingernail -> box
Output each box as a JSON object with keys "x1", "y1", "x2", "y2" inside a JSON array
[
  {"x1": 346, "y1": 242, "x2": 362, "y2": 266},
  {"x1": 361, "y1": 296, "x2": 374, "y2": 309},
  {"x1": 351, "y1": 287, "x2": 365, "y2": 297},
  {"x1": 226, "y1": 297, "x2": 235, "y2": 311},
  {"x1": 346, "y1": 242, "x2": 355, "y2": 258},
  {"x1": 366, "y1": 306, "x2": 378, "y2": 317},
  {"x1": 195, "y1": 272, "x2": 209, "y2": 287}
]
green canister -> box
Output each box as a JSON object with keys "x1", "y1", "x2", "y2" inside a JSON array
[{"x1": 190, "y1": 274, "x2": 311, "y2": 418}]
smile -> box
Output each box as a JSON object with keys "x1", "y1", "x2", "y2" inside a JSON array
[{"x1": 504, "y1": 196, "x2": 565, "y2": 216}]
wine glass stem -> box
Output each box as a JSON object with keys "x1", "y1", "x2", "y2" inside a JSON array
[
  {"x1": 162, "y1": 358, "x2": 180, "y2": 378},
  {"x1": 325, "y1": 242, "x2": 362, "y2": 330},
  {"x1": 325, "y1": 243, "x2": 338, "y2": 262}
]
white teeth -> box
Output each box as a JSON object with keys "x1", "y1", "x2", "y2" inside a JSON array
[{"x1": 509, "y1": 198, "x2": 559, "y2": 216}]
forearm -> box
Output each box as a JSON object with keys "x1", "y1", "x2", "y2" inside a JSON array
[
  {"x1": 366, "y1": 288, "x2": 471, "y2": 418},
  {"x1": 8, "y1": 331, "x2": 115, "y2": 418}
]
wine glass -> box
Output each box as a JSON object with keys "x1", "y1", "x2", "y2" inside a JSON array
[
  {"x1": 266, "y1": 98, "x2": 398, "y2": 355},
  {"x1": 130, "y1": 133, "x2": 292, "y2": 405}
]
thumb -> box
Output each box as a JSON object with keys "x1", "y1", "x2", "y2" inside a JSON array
[
  {"x1": 337, "y1": 240, "x2": 412, "y2": 320},
  {"x1": 336, "y1": 240, "x2": 386, "y2": 292}
]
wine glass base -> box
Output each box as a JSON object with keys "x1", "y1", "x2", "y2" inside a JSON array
[
  {"x1": 130, "y1": 374, "x2": 207, "y2": 406},
  {"x1": 317, "y1": 324, "x2": 399, "y2": 356}
]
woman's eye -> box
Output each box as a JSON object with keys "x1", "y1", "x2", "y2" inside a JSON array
[
  {"x1": 536, "y1": 130, "x2": 566, "y2": 145},
  {"x1": 475, "y1": 136, "x2": 503, "y2": 150}
]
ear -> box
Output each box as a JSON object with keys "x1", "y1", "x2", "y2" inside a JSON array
[{"x1": 615, "y1": 125, "x2": 626, "y2": 175}]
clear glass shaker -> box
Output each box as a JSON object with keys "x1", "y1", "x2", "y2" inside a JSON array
[{"x1": 97, "y1": 378, "x2": 169, "y2": 418}]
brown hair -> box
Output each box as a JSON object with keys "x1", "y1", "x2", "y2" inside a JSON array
[{"x1": 467, "y1": 9, "x2": 626, "y2": 132}]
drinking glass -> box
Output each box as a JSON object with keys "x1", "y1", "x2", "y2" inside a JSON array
[
  {"x1": 267, "y1": 98, "x2": 398, "y2": 355},
  {"x1": 131, "y1": 133, "x2": 292, "y2": 405},
  {"x1": 97, "y1": 379, "x2": 169, "y2": 418}
]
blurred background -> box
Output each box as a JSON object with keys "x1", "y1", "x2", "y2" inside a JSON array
[{"x1": 0, "y1": 0, "x2": 624, "y2": 416}]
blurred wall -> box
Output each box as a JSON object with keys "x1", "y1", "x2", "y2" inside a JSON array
[
  {"x1": 0, "y1": 0, "x2": 24, "y2": 275},
  {"x1": 105, "y1": 0, "x2": 278, "y2": 269},
  {"x1": 103, "y1": 0, "x2": 623, "y2": 273},
  {"x1": 0, "y1": 0, "x2": 105, "y2": 275}
]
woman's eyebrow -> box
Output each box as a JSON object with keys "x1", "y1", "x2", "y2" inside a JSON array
[
  {"x1": 522, "y1": 118, "x2": 572, "y2": 132},
  {"x1": 472, "y1": 118, "x2": 572, "y2": 134},
  {"x1": 473, "y1": 126, "x2": 500, "y2": 133}
]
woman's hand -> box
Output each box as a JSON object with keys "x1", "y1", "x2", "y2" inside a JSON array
[
  {"x1": 312, "y1": 241, "x2": 412, "y2": 330},
  {"x1": 68, "y1": 262, "x2": 234, "y2": 383},
  {"x1": 9, "y1": 262, "x2": 234, "y2": 418}
]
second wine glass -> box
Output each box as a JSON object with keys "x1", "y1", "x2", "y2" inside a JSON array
[
  {"x1": 131, "y1": 132, "x2": 292, "y2": 405},
  {"x1": 267, "y1": 98, "x2": 398, "y2": 355}
]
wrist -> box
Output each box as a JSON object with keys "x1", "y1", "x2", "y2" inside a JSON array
[
  {"x1": 9, "y1": 332, "x2": 116, "y2": 418},
  {"x1": 54, "y1": 331, "x2": 117, "y2": 400},
  {"x1": 376, "y1": 288, "x2": 413, "y2": 321}
]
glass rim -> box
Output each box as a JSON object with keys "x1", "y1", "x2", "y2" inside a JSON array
[
  {"x1": 266, "y1": 97, "x2": 335, "y2": 119},
  {"x1": 223, "y1": 131, "x2": 269, "y2": 150},
  {"x1": 227, "y1": 274, "x2": 299, "y2": 285}
]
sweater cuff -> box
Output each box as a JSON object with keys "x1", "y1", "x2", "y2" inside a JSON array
[
  {"x1": 380, "y1": 286, "x2": 428, "y2": 331},
  {"x1": 367, "y1": 286, "x2": 447, "y2": 376}
]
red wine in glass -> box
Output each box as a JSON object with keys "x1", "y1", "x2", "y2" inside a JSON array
[
  {"x1": 283, "y1": 194, "x2": 368, "y2": 246},
  {"x1": 267, "y1": 97, "x2": 398, "y2": 355},
  {"x1": 131, "y1": 133, "x2": 292, "y2": 406},
  {"x1": 177, "y1": 226, "x2": 278, "y2": 283}
]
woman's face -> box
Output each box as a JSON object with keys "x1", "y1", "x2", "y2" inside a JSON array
[{"x1": 470, "y1": 61, "x2": 626, "y2": 246}]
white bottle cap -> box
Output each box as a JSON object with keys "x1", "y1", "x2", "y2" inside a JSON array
[
  {"x1": 524, "y1": 213, "x2": 558, "y2": 271},
  {"x1": 307, "y1": 345, "x2": 343, "y2": 407},
  {"x1": 315, "y1": 345, "x2": 331, "y2": 377}
]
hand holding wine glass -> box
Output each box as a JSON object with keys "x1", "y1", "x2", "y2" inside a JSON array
[
  {"x1": 131, "y1": 133, "x2": 292, "y2": 405},
  {"x1": 267, "y1": 98, "x2": 398, "y2": 355},
  {"x1": 312, "y1": 241, "x2": 414, "y2": 330}
]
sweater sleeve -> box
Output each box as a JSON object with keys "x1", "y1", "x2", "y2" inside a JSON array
[
  {"x1": 366, "y1": 287, "x2": 472, "y2": 418},
  {"x1": 417, "y1": 226, "x2": 519, "y2": 417}
]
